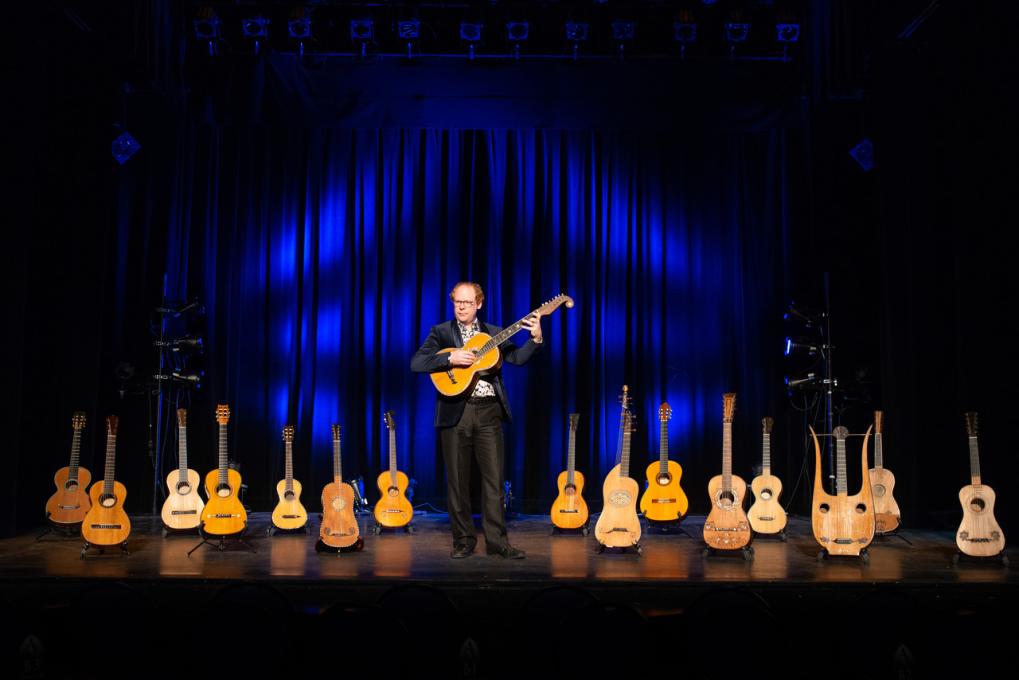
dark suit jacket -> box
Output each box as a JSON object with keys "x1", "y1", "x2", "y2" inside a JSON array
[{"x1": 410, "y1": 320, "x2": 543, "y2": 428}]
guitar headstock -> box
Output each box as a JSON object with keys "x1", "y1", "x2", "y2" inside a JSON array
[
  {"x1": 568, "y1": 413, "x2": 579, "y2": 431},
  {"x1": 618, "y1": 385, "x2": 630, "y2": 411},
  {"x1": 332, "y1": 423, "x2": 342, "y2": 440},
  {"x1": 874, "y1": 410, "x2": 883, "y2": 434},
  {"x1": 623, "y1": 409, "x2": 635, "y2": 433},
  {"x1": 384, "y1": 410, "x2": 396, "y2": 430},
  {"x1": 722, "y1": 393, "x2": 736, "y2": 423},
  {"x1": 71, "y1": 411, "x2": 86, "y2": 430},
  {"x1": 106, "y1": 415, "x2": 119, "y2": 436},
  {"x1": 965, "y1": 412, "x2": 978, "y2": 437},
  {"x1": 762, "y1": 416, "x2": 774, "y2": 435},
  {"x1": 832, "y1": 425, "x2": 849, "y2": 441},
  {"x1": 216, "y1": 404, "x2": 231, "y2": 425},
  {"x1": 659, "y1": 402, "x2": 672, "y2": 422},
  {"x1": 282, "y1": 425, "x2": 295, "y2": 442},
  {"x1": 176, "y1": 408, "x2": 187, "y2": 427},
  {"x1": 535, "y1": 293, "x2": 575, "y2": 316}
]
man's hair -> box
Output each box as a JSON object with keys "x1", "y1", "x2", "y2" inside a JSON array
[{"x1": 449, "y1": 281, "x2": 484, "y2": 306}]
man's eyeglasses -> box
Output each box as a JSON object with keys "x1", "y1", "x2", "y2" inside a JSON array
[{"x1": 453, "y1": 300, "x2": 476, "y2": 307}]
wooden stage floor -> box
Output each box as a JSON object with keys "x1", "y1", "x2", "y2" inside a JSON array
[{"x1": 1, "y1": 512, "x2": 1016, "y2": 678}]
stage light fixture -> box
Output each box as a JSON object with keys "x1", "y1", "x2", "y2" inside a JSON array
[
  {"x1": 193, "y1": 8, "x2": 220, "y2": 41},
  {"x1": 397, "y1": 19, "x2": 420, "y2": 40},
  {"x1": 241, "y1": 16, "x2": 269, "y2": 39},
  {"x1": 288, "y1": 13, "x2": 311, "y2": 40},
  {"x1": 674, "y1": 21, "x2": 697, "y2": 43},
  {"x1": 785, "y1": 373, "x2": 817, "y2": 389},
  {"x1": 784, "y1": 302, "x2": 821, "y2": 326},
  {"x1": 112, "y1": 130, "x2": 141, "y2": 165},
  {"x1": 507, "y1": 21, "x2": 529, "y2": 42},
  {"x1": 725, "y1": 22, "x2": 751, "y2": 43},
  {"x1": 611, "y1": 21, "x2": 636, "y2": 41},
  {"x1": 350, "y1": 18, "x2": 374, "y2": 41},
  {"x1": 849, "y1": 138, "x2": 875, "y2": 172},
  {"x1": 565, "y1": 21, "x2": 589, "y2": 41},
  {"x1": 785, "y1": 338, "x2": 819, "y2": 356},
  {"x1": 460, "y1": 21, "x2": 483, "y2": 42},
  {"x1": 776, "y1": 23, "x2": 800, "y2": 43}
]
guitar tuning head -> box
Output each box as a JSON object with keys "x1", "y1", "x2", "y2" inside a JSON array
[
  {"x1": 282, "y1": 424, "x2": 295, "y2": 442},
  {"x1": 332, "y1": 423, "x2": 341, "y2": 439},
  {"x1": 71, "y1": 411, "x2": 87, "y2": 429},
  {"x1": 722, "y1": 393, "x2": 736, "y2": 423},
  {"x1": 874, "y1": 410, "x2": 883, "y2": 433},
  {"x1": 762, "y1": 416, "x2": 773, "y2": 434},
  {"x1": 832, "y1": 425, "x2": 849, "y2": 440},
  {"x1": 964, "y1": 412, "x2": 978, "y2": 437}
]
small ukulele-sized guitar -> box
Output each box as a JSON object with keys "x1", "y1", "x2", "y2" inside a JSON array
[
  {"x1": 748, "y1": 417, "x2": 787, "y2": 535},
  {"x1": 80, "y1": 416, "x2": 131, "y2": 549},
  {"x1": 551, "y1": 413, "x2": 589, "y2": 532},
  {"x1": 639, "y1": 403, "x2": 689, "y2": 522},
  {"x1": 160, "y1": 408, "x2": 205, "y2": 531},
  {"x1": 271, "y1": 425, "x2": 308, "y2": 531},
  {"x1": 200, "y1": 404, "x2": 247, "y2": 536},
  {"x1": 956, "y1": 412, "x2": 1006, "y2": 558},
  {"x1": 703, "y1": 393, "x2": 752, "y2": 551},
  {"x1": 869, "y1": 411, "x2": 902, "y2": 534},
  {"x1": 373, "y1": 411, "x2": 414, "y2": 530},
  {"x1": 810, "y1": 424, "x2": 875, "y2": 557},
  {"x1": 45, "y1": 411, "x2": 91, "y2": 527},
  {"x1": 594, "y1": 386, "x2": 641, "y2": 551},
  {"x1": 320, "y1": 424, "x2": 361, "y2": 549},
  {"x1": 430, "y1": 294, "x2": 574, "y2": 397}
]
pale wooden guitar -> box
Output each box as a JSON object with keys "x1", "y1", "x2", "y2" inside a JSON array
[
  {"x1": 373, "y1": 411, "x2": 413, "y2": 529},
  {"x1": 868, "y1": 411, "x2": 901, "y2": 534},
  {"x1": 429, "y1": 294, "x2": 574, "y2": 397},
  {"x1": 748, "y1": 416, "x2": 787, "y2": 535},
  {"x1": 200, "y1": 404, "x2": 247, "y2": 536},
  {"x1": 810, "y1": 425, "x2": 875, "y2": 557},
  {"x1": 640, "y1": 402, "x2": 689, "y2": 522},
  {"x1": 80, "y1": 416, "x2": 131, "y2": 548},
  {"x1": 956, "y1": 412, "x2": 1006, "y2": 558},
  {"x1": 320, "y1": 424, "x2": 360, "y2": 548},
  {"x1": 703, "y1": 393, "x2": 752, "y2": 551},
  {"x1": 595, "y1": 386, "x2": 641, "y2": 550},
  {"x1": 271, "y1": 425, "x2": 308, "y2": 531},
  {"x1": 551, "y1": 413, "x2": 589, "y2": 531},
  {"x1": 45, "y1": 411, "x2": 91, "y2": 526},
  {"x1": 160, "y1": 408, "x2": 204, "y2": 531}
]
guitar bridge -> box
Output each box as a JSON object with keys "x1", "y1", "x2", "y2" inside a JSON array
[
  {"x1": 558, "y1": 509, "x2": 579, "y2": 514},
  {"x1": 282, "y1": 514, "x2": 302, "y2": 519},
  {"x1": 171, "y1": 510, "x2": 197, "y2": 515},
  {"x1": 90, "y1": 524, "x2": 122, "y2": 530},
  {"x1": 759, "y1": 516, "x2": 775, "y2": 521},
  {"x1": 58, "y1": 504, "x2": 80, "y2": 510},
  {"x1": 384, "y1": 509, "x2": 405, "y2": 514},
  {"x1": 651, "y1": 499, "x2": 676, "y2": 504},
  {"x1": 210, "y1": 513, "x2": 241, "y2": 518}
]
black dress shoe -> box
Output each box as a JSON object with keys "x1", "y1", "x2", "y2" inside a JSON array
[
  {"x1": 451, "y1": 545, "x2": 474, "y2": 559},
  {"x1": 486, "y1": 544, "x2": 526, "y2": 559}
]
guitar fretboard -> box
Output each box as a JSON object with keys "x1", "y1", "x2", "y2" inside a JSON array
[
  {"x1": 284, "y1": 441, "x2": 294, "y2": 493},
  {"x1": 658, "y1": 417, "x2": 669, "y2": 475},
  {"x1": 332, "y1": 433, "x2": 343, "y2": 486},
  {"x1": 874, "y1": 433, "x2": 884, "y2": 469},
  {"x1": 218, "y1": 423, "x2": 229, "y2": 485},
  {"x1": 178, "y1": 425, "x2": 188, "y2": 476},
  {"x1": 566, "y1": 418, "x2": 578, "y2": 486},
  {"x1": 388, "y1": 427, "x2": 398, "y2": 487},
  {"x1": 102, "y1": 433, "x2": 117, "y2": 496},
  {"x1": 762, "y1": 433, "x2": 771, "y2": 475},
  {"x1": 620, "y1": 412, "x2": 633, "y2": 478},
  {"x1": 69, "y1": 429, "x2": 83, "y2": 483},
  {"x1": 722, "y1": 422, "x2": 733, "y2": 492},
  {"x1": 968, "y1": 436, "x2": 981, "y2": 485},
  {"x1": 835, "y1": 435, "x2": 848, "y2": 495}
]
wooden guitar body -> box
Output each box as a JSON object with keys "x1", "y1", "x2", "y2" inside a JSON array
[
  {"x1": 703, "y1": 474, "x2": 752, "y2": 550},
  {"x1": 200, "y1": 468, "x2": 247, "y2": 536},
  {"x1": 551, "y1": 470, "x2": 589, "y2": 529},
  {"x1": 810, "y1": 427, "x2": 875, "y2": 556},
  {"x1": 430, "y1": 334, "x2": 501, "y2": 397},
  {"x1": 271, "y1": 479, "x2": 308, "y2": 530},
  {"x1": 81, "y1": 481, "x2": 131, "y2": 546},
  {"x1": 869, "y1": 467, "x2": 901, "y2": 534},
  {"x1": 320, "y1": 480, "x2": 360, "y2": 548},
  {"x1": 956, "y1": 484, "x2": 1005, "y2": 557},
  {"x1": 160, "y1": 468, "x2": 204, "y2": 530},
  {"x1": 374, "y1": 470, "x2": 414, "y2": 528},
  {"x1": 748, "y1": 473, "x2": 787, "y2": 534},
  {"x1": 46, "y1": 466, "x2": 92, "y2": 525},
  {"x1": 594, "y1": 464, "x2": 642, "y2": 548},
  {"x1": 639, "y1": 460, "x2": 689, "y2": 521}
]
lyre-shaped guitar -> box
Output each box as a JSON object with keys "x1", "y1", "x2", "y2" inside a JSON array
[{"x1": 810, "y1": 425, "x2": 874, "y2": 556}]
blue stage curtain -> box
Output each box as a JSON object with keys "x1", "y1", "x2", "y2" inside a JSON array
[{"x1": 149, "y1": 126, "x2": 794, "y2": 512}]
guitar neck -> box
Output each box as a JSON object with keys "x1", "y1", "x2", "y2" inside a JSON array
[
  {"x1": 835, "y1": 437, "x2": 848, "y2": 494},
  {"x1": 333, "y1": 436, "x2": 342, "y2": 485},
  {"x1": 103, "y1": 433, "x2": 117, "y2": 495},
  {"x1": 389, "y1": 428, "x2": 398, "y2": 485},
  {"x1": 620, "y1": 413, "x2": 633, "y2": 478},
  {"x1": 658, "y1": 417, "x2": 669, "y2": 474},
  {"x1": 218, "y1": 423, "x2": 228, "y2": 485},
  {"x1": 722, "y1": 422, "x2": 733, "y2": 491},
  {"x1": 968, "y1": 436, "x2": 981, "y2": 485},
  {"x1": 874, "y1": 433, "x2": 883, "y2": 469},
  {"x1": 566, "y1": 425, "x2": 577, "y2": 485},
  {"x1": 178, "y1": 425, "x2": 188, "y2": 475},
  {"x1": 481, "y1": 312, "x2": 533, "y2": 354},
  {"x1": 762, "y1": 433, "x2": 771, "y2": 475},
  {"x1": 69, "y1": 429, "x2": 83, "y2": 482},
  {"x1": 284, "y1": 441, "x2": 294, "y2": 492}
]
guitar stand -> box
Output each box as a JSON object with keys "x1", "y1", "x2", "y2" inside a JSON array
[
  {"x1": 594, "y1": 542, "x2": 642, "y2": 556},
  {"x1": 371, "y1": 523, "x2": 414, "y2": 535},
  {"x1": 952, "y1": 551, "x2": 1009, "y2": 567},
  {"x1": 36, "y1": 522, "x2": 80, "y2": 541},
  {"x1": 80, "y1": 541, "x2": 130, "y2": 559},
  {"x1": 267, "y1": 525, "x2": 309, "y2": 537},
  {"x1": 550, "y1": 523, "x2": 590, "y2": 536},
  {"x1": 643, "y1": 518, "x2": 694, "y2": 538},
  {"x1": 817, "y1": 547, "x2": 869, "y2": 565},
  {"x1": 753, "y1": 529, "x2": 788, "y2": 542},
  {"x1": 875, "y1": 531, "x2": 912, "y2": 546},
  {"x1": 702, "y1": 545, "x2": 755, "y2": 561},
  {"x1": 187, "y1": 530, "x2": 257, "y2": 557},
  {"x1": 161, "y1": 526, "x2": 202, "y2": 538},
  {"x1": 315, "y1": 537, "x2": 365, "y2": 555}
]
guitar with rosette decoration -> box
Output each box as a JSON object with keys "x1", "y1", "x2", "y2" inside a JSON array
[{"x1": 45, "y1": 411, "x2": 91, "y2": 527}]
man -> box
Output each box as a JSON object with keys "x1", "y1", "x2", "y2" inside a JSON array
[{"x1": 410, "y1": 282, "x2": 543, "y2": 559}]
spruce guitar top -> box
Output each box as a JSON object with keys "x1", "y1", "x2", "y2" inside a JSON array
[
  {"x1": 594, "y1": 386, "x2": 641, "y2": 549},
  {"x1": 956, "y1": 412, "x2": 1005, "y2": 558},
  {"x1": 810, "y1": 425, "x2": 875, "y2": 557},
  {"x1": 271, "y1": 425, "x2": 308, "y2": 531},
  {"x1": 160, "y1": 408, "x2": 204, "y2": 531},
  {"x1": 748, "y1": 416, "x2": 787, "y2": 535}
]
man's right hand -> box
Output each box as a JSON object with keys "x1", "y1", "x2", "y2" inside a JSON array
[{"x1": 447, "y1": 350, "x2": 477, "y2": 368}]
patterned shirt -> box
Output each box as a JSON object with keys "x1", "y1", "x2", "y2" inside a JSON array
[{"x1": 457, "y1": 320, "x2": 496, "y2": 398}]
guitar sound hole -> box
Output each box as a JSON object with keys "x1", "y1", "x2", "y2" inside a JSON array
[
  {"x1": 718, "y1": 490, "x2": 736, "y2": 508},
  {"x1": 176, "y1": 481, "x2": 192, "y2": 494},
  {"x1": 284, "y1": 491, "x2": 296, "y2": 501},
  {"x1": 855, "y1": 503, "x2": 867, "y2": 514},
  {"x1": 216, "y1": 484, "x2": 231, "y2": 498},
  {"x1": 65, "y1": 480, "x2": 79, "y2": 491},
  {"x1": 332, "y1": 497, "x2": 346, "y2": 511},
  {"x1": 100, "y1": 494, "x2": 116, "y2": 508},
  {"x1": 970, "y1": 498, "x2": 986, "y2": 513},
  {"x1": 388, "y1": 487, "x2": 400, "y2": 498},
  {"x1": 564, "y1": 485, "x2": 576, "y2": 497},
  {"x1": 873, "y1": 484, "x2": 886, "y2": 498},
  {"x1": 761, "y1": 489, "x2": 773, "y2": 500},
  {"x1": 657, "y1": 474, "x2": 672, "y2": 486},
  {"x1": 819, "y1": 503, "x2": 830, "y2": 514}
]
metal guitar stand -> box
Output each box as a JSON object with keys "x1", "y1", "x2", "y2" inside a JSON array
[
  {"x1": 187, "y1": 527, "x2": 256, "y2": 557},
  {"x1": 80, "y1": 541, "x2": 130, "y2": 559},
  {"x1": 952, "y1": 550, "x2": 1009, "y2": 567},
  {"x1": 702, "y1": 545, "x2": 755, "y2": 561}
]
